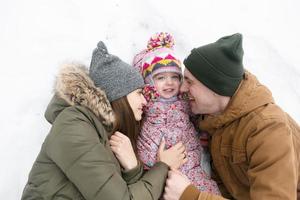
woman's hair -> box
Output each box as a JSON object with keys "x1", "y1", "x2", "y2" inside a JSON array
[{"x1": 111, "y1": 96, "x2": 141, "y2": 154}]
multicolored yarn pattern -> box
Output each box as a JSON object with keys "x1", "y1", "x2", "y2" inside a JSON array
[
  {"x1": 142, "y1": 84, "x2": 160, "y2": 102},
  {"x1": 133, "y1": 32, "x2": 182, "y2": 102},
  {"x1": 147, "y1": 32, "x2": 175, "y2": 51}
]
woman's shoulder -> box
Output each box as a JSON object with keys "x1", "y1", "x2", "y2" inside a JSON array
[
  {"x1": 48, "y1": 105, "x2": 108, "y2": 143},
  {"x1": 56, "y1": 105, "x2": 95, "y2": 124}
]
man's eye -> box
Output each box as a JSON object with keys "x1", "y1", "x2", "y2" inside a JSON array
[{"x1": 186, "y1": 80, "x2": 192, "y2": 85}]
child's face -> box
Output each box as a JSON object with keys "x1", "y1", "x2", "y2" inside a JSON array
[{"x1": 153, "y1": 72, "x2": 181, "y2": 99}]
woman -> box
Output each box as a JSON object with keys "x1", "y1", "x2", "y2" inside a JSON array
[{"x1": 21, "y1": 41, "x2": 186, "y2": 200}]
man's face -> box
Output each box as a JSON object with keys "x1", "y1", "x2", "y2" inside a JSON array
[{"x1": 180, "y1": 68, "x2": 220, "y2": 115}]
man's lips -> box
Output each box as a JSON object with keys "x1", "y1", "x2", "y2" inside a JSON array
[
  {"x1": 181, "y1": 93, "x2": 194, "y2": 101},
  {"x1": 189, "y1": 96, "x2": 195, "y2": 101}
]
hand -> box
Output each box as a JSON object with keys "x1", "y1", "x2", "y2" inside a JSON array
[
  {"x1": 109, "y1": 131, "x2": 138, "y2": 170},
  {"x1": 157, "y1": 139, "x2": 187, "y2": 169},
  {"x1": 163, "y1": 169, "x2": 191, "y2": 200}
]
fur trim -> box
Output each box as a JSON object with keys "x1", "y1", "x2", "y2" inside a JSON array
[{"x1": 55, "y1": 63, "x2": 115, "y2": 128}]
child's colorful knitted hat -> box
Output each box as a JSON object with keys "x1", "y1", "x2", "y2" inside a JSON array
[{"x1": 133, "y1": 32, "x2": 182, "y2": 84}]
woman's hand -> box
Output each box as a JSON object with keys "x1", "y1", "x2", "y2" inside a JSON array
[
  {"x1": 109, "y1": 131, "x2": 138, "y2": 171},
  {"x1": 157, "y1": 139, "x2": 187, "y2": 169}
]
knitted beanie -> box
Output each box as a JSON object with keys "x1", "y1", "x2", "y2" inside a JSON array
[
  {"x1": 89, "y1": 41, "x2": 145, "y2": 102},
  {"x1": 133, "y1": 32, "x2": 182, "y2": 84},
  {"x1": 183, "y1": 33, "x2": 245, "y2": 97}
]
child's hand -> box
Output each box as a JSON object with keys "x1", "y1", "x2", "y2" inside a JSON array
[
  {"x1": 157, "y1": 139, "x2": 187, "y2": 169},
  {"x1": 109, "y1": 131, "x2": 138, "y2": 171}
]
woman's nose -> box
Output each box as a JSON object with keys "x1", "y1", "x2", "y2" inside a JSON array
[{"x1": 141, "y1": 94, "x2": 147, "y2": 105}]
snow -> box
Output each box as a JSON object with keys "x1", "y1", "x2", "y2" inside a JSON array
[{"x1": 0, "y1": 0, "x2": 299, "y2": 198}]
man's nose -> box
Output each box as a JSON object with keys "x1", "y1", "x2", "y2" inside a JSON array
[{"x1": 180, "y1": 81, "x2": 188, "y2": 93}]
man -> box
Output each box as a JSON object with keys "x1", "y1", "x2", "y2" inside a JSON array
[{"x1": 163, "y1": 33, "x2": 300, "y2": 200}]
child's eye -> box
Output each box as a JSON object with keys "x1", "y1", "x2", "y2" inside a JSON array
[
  {"x1": 156, "y1": 76, "x2": 165, "y2": 80},
  {"x1": 172, "y1": 75, "x2": 180, "y2": 80}
]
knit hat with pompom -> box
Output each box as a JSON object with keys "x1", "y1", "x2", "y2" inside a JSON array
[{"x1": 132, "y1": 32, "x2": 182, "y2": 84}]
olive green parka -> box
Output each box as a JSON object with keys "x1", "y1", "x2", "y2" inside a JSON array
[{"x1": 22, "y1": 64, "x2": 169, "y2": 200}]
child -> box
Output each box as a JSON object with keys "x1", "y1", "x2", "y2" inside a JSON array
[{"x1": 133, "y1": 32, "x2": 220, "y2": 195}]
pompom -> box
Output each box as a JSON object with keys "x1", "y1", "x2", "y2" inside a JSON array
[{"x1": 147, "y1": 32, "x2": 174, "y2": 51}]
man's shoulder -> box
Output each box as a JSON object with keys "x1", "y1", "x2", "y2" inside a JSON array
[
  {"x1": 242, "y1": 102, "x2": 286, "y2": 126},
  {"x1": 228, "y1": 103, "x2": 289, "y2": 142}
]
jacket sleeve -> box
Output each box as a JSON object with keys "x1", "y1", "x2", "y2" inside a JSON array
[
  {"x1": 46, "y1": 108, "x2": 168, "y2": 200},
  {"x1": 246, "y1": 116, "x2": 298, "y2": 199},
  {"x1": 179, "y1": 185, "x2": 227, "y2": 200},
  {"x1": 122, "y1": 161, "x2": 144, "y2": 184}
]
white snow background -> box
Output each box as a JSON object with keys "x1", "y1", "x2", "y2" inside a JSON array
[{"x1": 0, "y1": 0, "x2": 300, "y2": 198}]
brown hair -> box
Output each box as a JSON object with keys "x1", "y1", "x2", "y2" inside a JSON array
[{"x1": 111, "y1": 96, "x2": 141, "y2": 154}]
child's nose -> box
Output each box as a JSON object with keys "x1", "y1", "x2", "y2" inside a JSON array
[{"x1": 166, "y1": 77, "x2": 173, "y2": 84}]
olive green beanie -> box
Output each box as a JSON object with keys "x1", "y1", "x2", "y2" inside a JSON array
[{"x1": 183, "y1": 33, "x2": 245, "y2": 97}]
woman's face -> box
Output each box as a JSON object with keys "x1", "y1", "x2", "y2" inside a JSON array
[{"x1": 127, "y1": 88, "x2": 147, "y2": 121}]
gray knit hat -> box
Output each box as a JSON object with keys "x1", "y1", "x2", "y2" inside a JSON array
[{"x1": 89, "y1": 41, "x2": 145, "y2": 102}]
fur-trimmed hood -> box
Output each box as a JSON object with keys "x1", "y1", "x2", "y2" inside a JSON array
[{"x1": 44, "y1": 63, "x2": 115, "y2": 128}]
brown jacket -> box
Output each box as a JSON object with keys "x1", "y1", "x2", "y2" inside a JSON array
[{"x1": 180, "y1": 71, "x2": 300, "y2": 200}]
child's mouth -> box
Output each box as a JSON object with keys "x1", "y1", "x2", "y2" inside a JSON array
[{"x1": 163, "y1": 89, "x2": 174, "y2": 92}]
